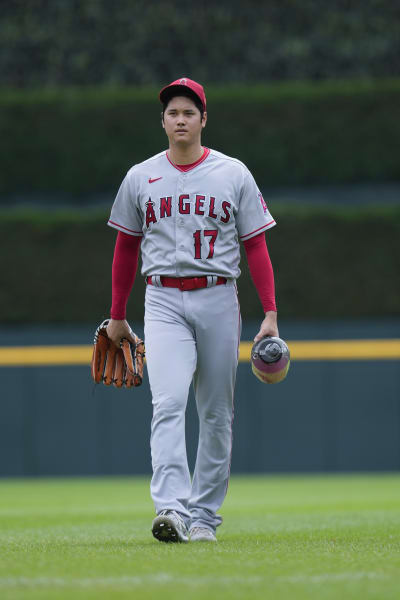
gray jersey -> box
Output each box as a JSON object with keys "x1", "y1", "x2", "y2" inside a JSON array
[{"x1": 108, "y1": 148, "x2": 276, "y2": 279}]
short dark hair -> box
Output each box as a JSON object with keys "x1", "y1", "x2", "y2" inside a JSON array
[{"x1": 161, "y1": 88, "x2": 205, "y2": 120}]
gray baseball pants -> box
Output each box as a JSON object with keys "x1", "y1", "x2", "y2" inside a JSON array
[{"x1": 144, "y1": 280, "x2": 241, "y2": 532}]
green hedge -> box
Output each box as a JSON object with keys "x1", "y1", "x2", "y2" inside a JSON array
[
  {"x1": 2, "y1": 1, "x2": 400, "y2": 86},
  {"x1": 1, "y1": 80, "x2": 400, "y2": 196},
  {"x1": 2, "y1": 205, "x2": 399, "y2": 323}
]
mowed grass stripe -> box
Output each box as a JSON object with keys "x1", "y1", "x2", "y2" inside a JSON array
[
  {"x1": 0, "y1": 339, "x2": 399, "y2": 366},
  {"x1": 0, "y1": 571, "x2": 387, "y2": 589},
  {"x1": 0, "y1": 475, "x2": 399, "y2": 600}
]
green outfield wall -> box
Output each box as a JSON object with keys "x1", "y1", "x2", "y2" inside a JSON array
[{"x1": 1, "y1": 321, "x2": 399, "y2": 476}]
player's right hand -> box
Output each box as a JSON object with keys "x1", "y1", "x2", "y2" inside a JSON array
[{"x1": 106, "y1": 319, "x2": 137, "y2": 348}]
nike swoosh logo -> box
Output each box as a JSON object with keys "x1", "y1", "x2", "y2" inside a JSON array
[{"x1": 149, "y1": 177, "x2": 162, "y2": 183}]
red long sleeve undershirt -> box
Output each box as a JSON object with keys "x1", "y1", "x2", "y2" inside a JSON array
[
  {"x1": 110, "y1": 231, "x2": 276, "y2": 319},
  {"x1": 110, "y1": 232, "x2": 141, "y2": 320},
  {"x1": 242, "y1": 233, "x2": 277, "y2": 313}
]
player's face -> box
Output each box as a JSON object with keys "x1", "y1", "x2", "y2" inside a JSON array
[{"x1": 162, "y1": 96, "x2": 207, "y2": 146}]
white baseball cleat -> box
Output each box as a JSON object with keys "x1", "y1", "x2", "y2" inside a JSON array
[
  {"x1": 190, "y1": 527, "x2": 217, "y2": 542},
  {"x1": 152, "y1": 510, "x2": 189, "y2": 543}
]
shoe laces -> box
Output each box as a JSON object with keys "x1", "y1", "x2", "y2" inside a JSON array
[{"x1": 158, "y1": 509, "x2": 185, "y2": 527}]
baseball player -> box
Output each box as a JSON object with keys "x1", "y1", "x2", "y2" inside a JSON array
[{"x1": 106, "y1": 78, "x2": 278, "y2": 543}]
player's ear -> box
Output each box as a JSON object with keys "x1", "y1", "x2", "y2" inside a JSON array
[
  {"x1": 161, "y1": 112, "x2": 165, "y2": 129},
  {"x1": 201, "y1": 111, "x2": 207, "y2": 128}
]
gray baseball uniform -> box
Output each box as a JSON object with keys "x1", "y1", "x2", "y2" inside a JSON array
[{"x1": 108, "y1": 147, "x2": 275, "y2": 532}]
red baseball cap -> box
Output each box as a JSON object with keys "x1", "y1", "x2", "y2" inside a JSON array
[{"x1": 159, "y1": 77, "x2": 206, "y2": 111}]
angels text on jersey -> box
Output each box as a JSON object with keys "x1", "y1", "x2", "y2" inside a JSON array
[{"x1": 108, "y1": 148, "x2": 276, "y2": 279}]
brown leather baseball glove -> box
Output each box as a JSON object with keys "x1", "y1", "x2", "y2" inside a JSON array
[{"x1": 91, "y1": 319, "x2": 145, "y2": 388}]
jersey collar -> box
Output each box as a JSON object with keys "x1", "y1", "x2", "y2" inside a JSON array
[{"x1": 166, "y1": 147, "x2": 210, "y2": 173}]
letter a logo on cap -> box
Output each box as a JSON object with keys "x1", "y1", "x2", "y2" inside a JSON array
[{"x1": 159, "y1": 78, "x2": 207, "y2": 111}]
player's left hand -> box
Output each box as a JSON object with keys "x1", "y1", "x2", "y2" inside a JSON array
[{"x1": 254, "y1": 311, "x2": 279, "y2": 342}]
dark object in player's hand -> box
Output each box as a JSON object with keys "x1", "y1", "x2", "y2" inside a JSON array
[{"x1": 91, "y1": 319, "x2": 145, "y2": 388}]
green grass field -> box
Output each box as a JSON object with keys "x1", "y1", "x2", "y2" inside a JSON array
[{"x1": 0, "y1": 475, "x2": 399, "y2": 600}]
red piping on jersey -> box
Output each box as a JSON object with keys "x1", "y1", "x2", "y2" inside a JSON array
[
  {"x1": 166, "y1": 147, "x2": 210, "y2": 172},
  {"x1": 108, "y1": 219, "x2": 143, "y2": 235},
  {"x1": 243, "y1": 232, "x2": 277, "y2": 313},
  {"x1": 240, "y1": 221, "x2": 275, "y2": 240},
  {"x1": 224, "y1": 284, "x2": 240, "y2": 499}
]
